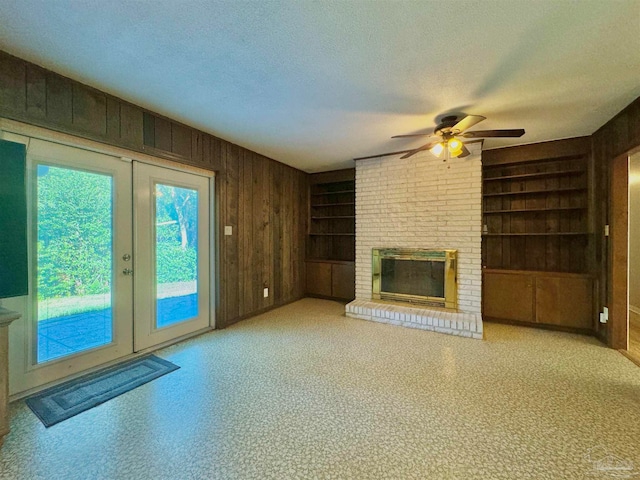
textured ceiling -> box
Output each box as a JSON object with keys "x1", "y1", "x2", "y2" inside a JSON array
[{"x1": 1, "y1": 1, "x2": 639, "y2": 172}]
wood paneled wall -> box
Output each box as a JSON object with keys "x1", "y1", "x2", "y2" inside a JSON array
[
  {"x1": 0, "y1": 50, "x2": 307, "y2": 328},
  {"x1": 592, "y1": 96, "x2": 640, "y2": 343}
]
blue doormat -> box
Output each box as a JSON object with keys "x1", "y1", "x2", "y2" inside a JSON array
[{"x1": 25, "y1": 355, "x2": 179, "y2": 427}]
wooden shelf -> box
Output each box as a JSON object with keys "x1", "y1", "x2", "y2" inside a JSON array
[
  {"x1": 483, "y1": 187, "x2": 586, "y2": 197},
  {"x1": 311, "y1": 202, "x2": 355, "y2": 207},
  {"x1": 311, "y1": 216, "x2": 356, "y2": 219},
  {"x1": 483, "y1": 169, "x2": 584, "y2": 181},
  {"x1": 482, "y1": 153, "x2": 586, "y2": 169},
  {"x1": 484, "y1": 207, "x2": 585, "y2": 214},
  {"x1": 311, "y1": 190, "x2": 355, "y2": 196},
  {"x1": 309, "y1": 233, "x2": 355, "y2": 236},
  {"x1": 483, "y1": 232, "x2": 589, "y2": 236},
  {"x1": 306, "y1": 258, "x2": 354, "y2": 264}
]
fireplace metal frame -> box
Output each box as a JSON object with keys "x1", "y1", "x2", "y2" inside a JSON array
[{"x1": 372, "y1": 248, "x2": 457, "y2": 309}]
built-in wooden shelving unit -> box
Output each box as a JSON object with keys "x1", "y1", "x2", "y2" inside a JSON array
[
  {"x1": 306, "y1": 169, "x2": 356, "y2": 300},
  {"x1": 308, "y1": 177, "x2": 355, "y2": 260},
  {"x1": 482, "y1": 146, "x2": 591, "y2": 273},
  {"x1": 481, "y1": 137, "x2": 595, "y2": 333}
]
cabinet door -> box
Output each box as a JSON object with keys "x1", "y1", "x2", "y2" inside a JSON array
[
  {"x1": 483, "y1": 271, "x2": 535, "y2": 322},
  {"x1": 536, "y1": 275, "x2": 593, "y2": 329},
  {"x1": 306, "y1": 262, "x2": 332, "y2": 297},
  {"x1": 332, "y1": 263, "x2": 355, "y2": 300}
]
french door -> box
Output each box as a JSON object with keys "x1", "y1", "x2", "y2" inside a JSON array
[
  {"x1": 6, "y1": 135, "x2": 211, "y2": 395},
  {"x1": 133, "y1": 162, "x2": 210, "y2": 351}
]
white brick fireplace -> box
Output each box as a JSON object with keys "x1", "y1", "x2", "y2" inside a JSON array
[{"x1": 345, "y1": 143, "x2": 483, "y2": 339}]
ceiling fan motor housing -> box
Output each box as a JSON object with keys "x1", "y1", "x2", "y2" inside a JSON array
[{"x1": 434, "y1": 115, "x2": 461, "y2": 137}]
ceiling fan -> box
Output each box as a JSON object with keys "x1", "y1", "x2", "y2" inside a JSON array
[{"x1": 353, "y1": 115, "x2": 525, "y2": 161}]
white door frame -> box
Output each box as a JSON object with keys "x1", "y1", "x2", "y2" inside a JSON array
[
  {"x1": 1, "y1": 120, "x2": 216, "y2": 397},
  {"x1": 4, "y1": 134, "x2": 134, "y2": 394}
]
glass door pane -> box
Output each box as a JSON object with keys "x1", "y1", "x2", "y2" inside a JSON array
[
  {"x1": 155, "y1": 184, "x2": 199, "y2": 328},
  {"x1": 36, "y1": 164, "x2": 114, "y2": 363},
  {"x1": 133, "y1": 161, "x2": 210, "y2": 352}
]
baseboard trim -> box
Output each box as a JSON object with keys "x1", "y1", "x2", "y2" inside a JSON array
[
  {"x1": 620, "y1": 349, "x2": 640, "y2": 368},
  {"x1": 483, "y1": 316, "x2": 595, "y2": 337},
  {"x1": 219, "y1": 296, "x2": 306, "y2": 329}
]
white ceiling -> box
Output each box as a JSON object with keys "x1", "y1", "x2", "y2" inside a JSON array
[{"x1": 1, "y1": 1, "x2": 639, "y2": 172}]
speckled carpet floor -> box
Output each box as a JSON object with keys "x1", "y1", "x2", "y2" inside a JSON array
[{"x1": 1, "y1": 298, "x2": 640, "y2": 479}]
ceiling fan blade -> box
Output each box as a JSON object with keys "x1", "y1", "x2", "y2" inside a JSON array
[
  {"x1": 353, "y1": 149, "x2": 417, "y2": 161},
  {"x1": 400, "y1": 141, "x2": 440, "y2": 159},
  {"x1": 391, "y1": 133, "x2": 434, "y2": 139},
  {"x1": 451, "y1": 115, "x2": 486, "y2": 133},
  {"x1": 457, "y1": 144, "x2": 471, "y2": 158},
  {"x1": 462, "y1": 129, "x2": 525, "y2": 138}
]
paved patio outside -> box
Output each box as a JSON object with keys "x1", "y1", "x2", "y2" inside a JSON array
[{"x1": 37, "y1": 293, "x2": 198, "y2": 362}]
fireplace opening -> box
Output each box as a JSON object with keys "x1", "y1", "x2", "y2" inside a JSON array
[
  {"x1": 372, "y1": 249, "x2": 457, "y2": 308},
  {"x1": 381, "y1": 258, "x2": 445, "y2": 298}
]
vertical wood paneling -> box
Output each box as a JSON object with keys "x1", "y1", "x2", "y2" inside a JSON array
[
  {"x1": 171, "y1": 123, "x2": 191, "y2": 158},
  {"x1": 0, "y1": 50, "x2": 308, "y2": 330},
  {"x1": 237, "y1": 149, "x2": 246, "y2": 317},
  {"x1": 46, "y1": 74, "x2": 72, "y2": 126},
  {"x1": 282, "y1": 165, "x2": 293, "y2": 298},
  {"x1": 241, "y1": 149, "x2": 254, "y2": 317},
  {"x1": 210, "y1": 136, "x2": 223, "y2": 171},
  {"x1": 142, "y1": 112, "x2": 155, "y2": 147},
  {"x1": 201, "y1": 134, "x2": 211, "y2": 167},
  {"x1": 297, "y1": 171, "x2": 307, "y2": 298},
  {"x1": 191, "y1": 131, "x2": 203, "y2": 165},
  {"x1": 272, "y1": 161, "x2": 283, "y2": 303},
  {"x1": 262, "y1": 157, "x2": 273, "y2": 310},
  {"x1": 0, "y1": 53, "x2": 25, "y2": 116},
  {"x1": 251, "y1": 153, "x2": 263, "y2": 313},
  {"x1": 629, "y1": 100, "x2": 640, "y2": 148},
  {"x1": 119, "y1": 103, "x2": 143, "y2": 148},
  {"x1": 72, "y1": 84, "x2": 107, "y2": 135},
  {"x1": 105, "y1": 97, "x2": 120, "y2": 142},
  {"x1": 25, "y1": 64, "x2": 46, "y2": 120},
  {"x1": 154, "y1": 117, "x2": 172, "y2": 152},
  {"x1": 594, "y1": 96, "x2": 640, "y2": 344},
  {"x1": 225, "y1": 143, "x2": 241, "y2": 321},
  {"x1": 212, "y1": 138, "x2": 226, "y2": 323}
]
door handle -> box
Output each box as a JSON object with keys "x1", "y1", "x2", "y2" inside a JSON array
[{"x1": 123, "y1": 268, "x2": 133, "y2": 276}]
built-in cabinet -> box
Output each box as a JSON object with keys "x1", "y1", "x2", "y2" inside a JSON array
[
  {"x1": 483, "y1": 269, "x2": 594, "y2": 331},
  {"x1": 306, "y1": 260, "x2": 355, "y2": 300},
  {"x1": 482, "y1": 138, "x2": 596, "y2": 331},
  {"x1": 306, "y1": 169, "x2": 355, "y2": 301}
]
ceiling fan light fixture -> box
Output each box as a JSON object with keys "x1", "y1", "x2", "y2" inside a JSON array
[
  {"x1": 430, "y1": 142, "x2": 445, "y2": 157},
  {"x1": 447, "y1": 137, "x2": 463, "y2": 157},
  {"x1": 355, "y1": 114, "x2": 525, "y2": 162}
]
